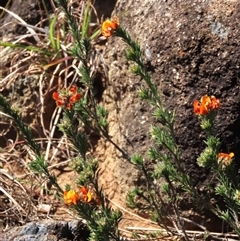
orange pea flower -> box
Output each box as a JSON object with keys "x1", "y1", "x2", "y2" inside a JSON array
[
  {"x1": 52, "y1": 85, "x2": 82, "y2": 110},
  {"x1": 52, "y1": 92, "x2": 65, "y2": 107},
  {"x1": 193, "y1": 95, "x2": 220, "y2": 115},
  {"x1": 101, "y1": 16, "x2": 119, "y2": 38},
  {"x1": 80, "y1": 186, "x2": 92, "y2": 203},
  {"x1": 217, "y1": 152, "x2": 234, "y2": 168},
  {"x1": 79, "y1": 186, "x2": 100, "y2": 205},
  {"x1": 64, "y1": 189, "x2": 79, "y2": 205}
]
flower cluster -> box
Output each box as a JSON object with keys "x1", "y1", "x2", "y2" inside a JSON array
[
  {"x1": 64, "y1": 189, "x2": 79, "y2": 205},
  {"x1": 193, "y1": 95, "x2": 220, "y2": 115},
  {"x1": 217, "y1": 152, "x2": 234, "y2": 168},
  {"x1": 101, "y1": 16, "x2": 119, "y2": 38},
  {"x1": 52, "y1": 86, "x2": 82, "y2": 110},
  {"x1": 63, "y1": 186, "x2": 100, "y2": 206}
]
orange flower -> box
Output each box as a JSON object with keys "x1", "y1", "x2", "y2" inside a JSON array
[
  {"x1": 101, "y1": 16, "x2": 119, "y2": 38},
  {"x1": 193, "y1": 95, "x2": 220, "y2": 115},
  {"x1": 69, "y1": 86, "x2": 82, "y2": 105},
  {"x1": 52, "y1": 86, "x2": 82, "y2": 110},
  {"x1": 64, "y1": 189, "x2": 79, "y2": 205},
  {"x1": 217, "y1": 152, "x2": 234, "y2": 168},
  {"x1": 52, "y1": 92, "x2": 66, "y2": 107},
  {"x1": 80, "y1": 186, "x2": 92, "y2": 203}
]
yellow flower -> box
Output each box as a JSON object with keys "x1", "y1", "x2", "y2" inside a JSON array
[{"x1": 64, "y1": 189, "x2": 79, "y2": 205}]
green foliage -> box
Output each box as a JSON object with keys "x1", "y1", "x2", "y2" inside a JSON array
[
  {"x1": 65, "y1": 184, "x2": 71, "y2": 191},
  {"x1": 81, "y1": 1, "x2": 91, "y2": 39},
  {"x1": 49, "y1": 16, "x2": 61, "y2": 52},
  {"x1": 71, "y1": 157, "x2": 98, "y2": 186},
  {"x1": 28, "y1": 156, "x2": 48, "y2": 174},
  {"x1": 197, "y1": 147, "x2": 216, "y2": 167},
  {"x1": 153, "y1": 107, "x2": 175, "y2": 126},
  {"x1": 0, "y1": 95, "x2": 41, "y2": 156},
  {"x1": 127, "y1": 187, "x2": 145, "y2": 209},
  {"x1": 0, "y1": 41, "x2": 54, "y2": 55},
  {"x1": 58, "y1": 109, "x2": 89, "y2": 160},
  {"x1": 0, "y1": 95, "x2": 63, "y2": 193},
  {"x1": 131, "y1": 154, "x2": 144, "y2": 166},
  {"x1": 51, "y1": 1, "x2": 123, "y2": 240},
  {"x1": 96, "y1": 105, "x2": 108, "y2": 129},
  {"x1": 151, "y1": 126, "x2": 174, "y2": 150}
]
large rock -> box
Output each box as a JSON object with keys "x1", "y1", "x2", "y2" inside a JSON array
[{"x1": 0, "y1": 220, "x2": 89, "y2": 241}]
